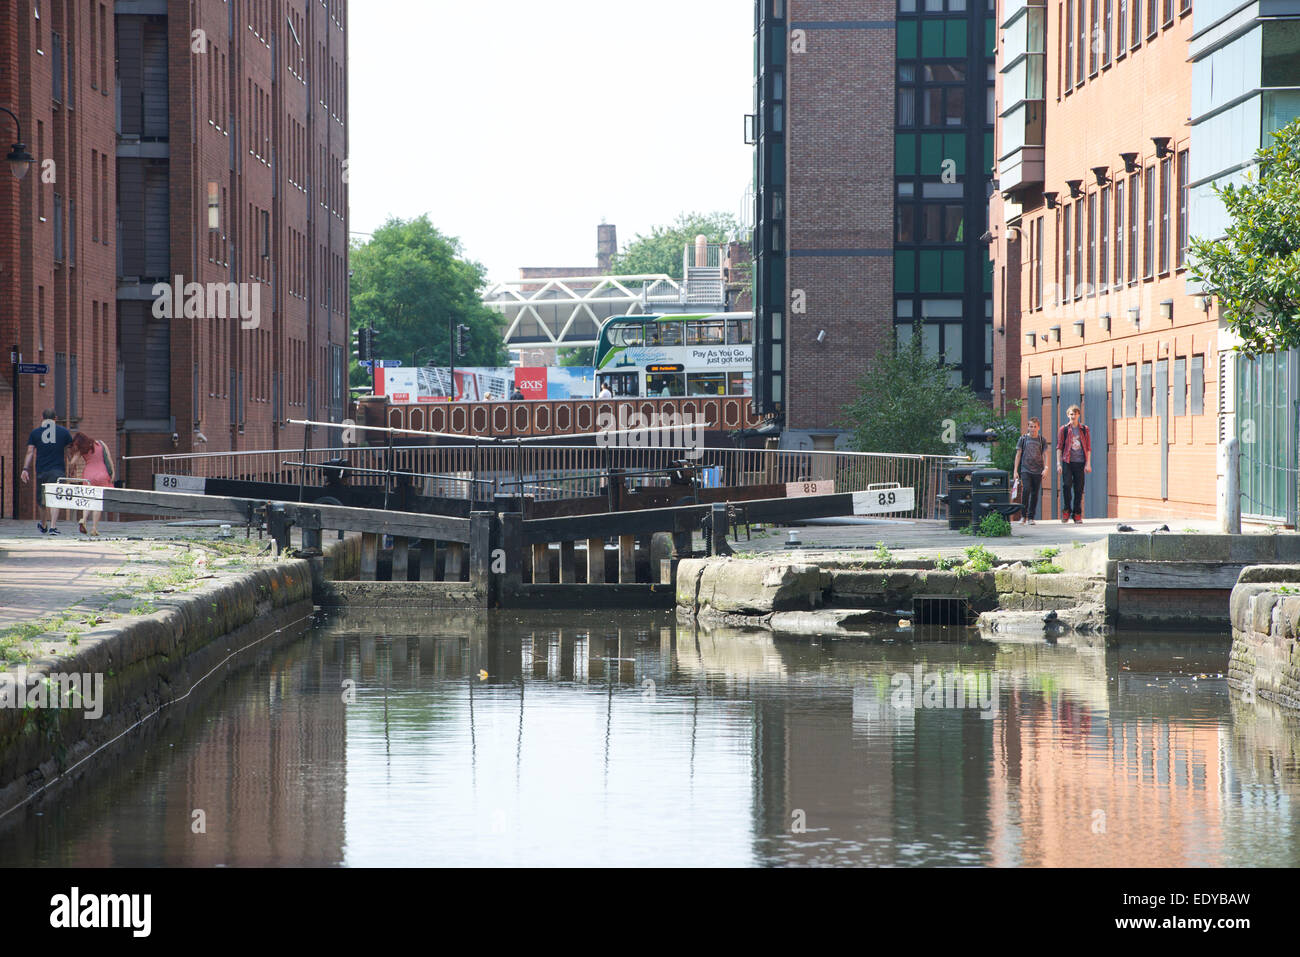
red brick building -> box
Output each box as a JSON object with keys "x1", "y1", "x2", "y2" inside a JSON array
[
  {"x1": 0, "y1": 0, "x2": 349, "y2": 518},
  {"x1": 990, "y1": 0, "x2": 1217, "y2": 519},
  {"x1": 753, "y1": 1, "x2": 997, "y2": 451}
]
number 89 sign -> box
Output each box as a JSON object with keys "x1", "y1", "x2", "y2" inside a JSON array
[
  {"x1": 852, "y1": 485, "x2": 915, "y2": 516},
  {"x1": 43, "y1": 484, "x2": 106, "y2": 512}
]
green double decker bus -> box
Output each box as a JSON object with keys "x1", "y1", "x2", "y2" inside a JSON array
[{"x1": 593, "y1": 313, "x2": 754, "y2": 399}]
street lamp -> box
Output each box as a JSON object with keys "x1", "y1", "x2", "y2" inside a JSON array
[
  {"x1": 3, "y1": 106, "x2": 34, "y2": 519},
  {"x1": 0, "y1": 107, "x2": 34, "y2": 180}
]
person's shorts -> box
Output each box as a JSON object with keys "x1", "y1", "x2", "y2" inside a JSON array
[{"x1": 37, "y1": 470, "x2": 65, "y2": 492}]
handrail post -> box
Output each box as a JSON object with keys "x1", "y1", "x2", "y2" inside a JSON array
[{"x1": 298, "y1": 422, "x2": 309, "y2": 502}]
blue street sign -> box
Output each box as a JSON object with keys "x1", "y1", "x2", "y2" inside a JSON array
[
  {"x1": 376, "y1": 359, "x2": 402, "y2": 368},
  {"x1": 17, "y1": 363, "x2": 48, "y2": 375},
  {"x1": 359, "y1": 360, "x2": 374, "y2": 370}
]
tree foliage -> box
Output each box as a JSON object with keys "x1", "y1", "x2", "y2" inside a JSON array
[
  {"x1": 841, "y1": 327, "x2": 988, "y2": 457},
  {"x1": 349, "y1": 216, "x2": 507, "y2": 386},
  {"x1": 1189, "y1": 118, "x2": 1300, "y2": 357},
  {"x1": 609, "y1": 211, "x2": 740, "y2": 280},
  {"x1": 557, "y1": 346, "x2": 594, "y2": 367}
]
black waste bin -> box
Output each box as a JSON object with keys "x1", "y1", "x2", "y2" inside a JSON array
[
  {"x1": 939, "y1": 464, "x2": 979, "y2": 530},
  {"x1": 970, "y1": 469, "x2": 1011, "y2": 527}
]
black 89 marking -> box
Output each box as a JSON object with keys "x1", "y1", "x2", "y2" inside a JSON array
[{"x1": 877, "y1": 491, "x2": 897, "y2": 506}]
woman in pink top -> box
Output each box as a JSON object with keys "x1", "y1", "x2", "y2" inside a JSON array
[{"x1": 71, "y1": 433, "x2": 114, "y2": 535}]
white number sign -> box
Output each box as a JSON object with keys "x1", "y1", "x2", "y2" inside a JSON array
[
  {"x1": 155, "y1": 474, "x2": 208, "y2": 493},
  {"x1": 852, "y1": 485, "x2": 916, "y2": 516},
  {"x1": 785, "y1": 480, "x2": 835, "y2": 497},
  {"x1": 44, "y1": 484, "x2": 106, "y2": 513}
]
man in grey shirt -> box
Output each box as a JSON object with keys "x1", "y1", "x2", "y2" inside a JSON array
[{"x1": 1013, "y1": 417, "x2": 1048, "y2": 524}]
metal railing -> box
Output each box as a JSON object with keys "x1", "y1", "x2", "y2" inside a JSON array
[{"x1": 126, "y1": 439, "x2": 962, "y2": 518}]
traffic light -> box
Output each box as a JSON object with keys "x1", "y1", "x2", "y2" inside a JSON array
[
  {"x1": 365, "y1": 326, "x2": 380, "y2": 360},
  {"x1": 455, "y1": 323, "x2": 469, "y2": 359},
  {"x1": 352, "y1": 327, "x2": 370, "y2": 363}
]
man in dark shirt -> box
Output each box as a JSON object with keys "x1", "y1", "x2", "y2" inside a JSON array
[{"x1": 20, "y1": 408, "x2": 74, "y2": 534}]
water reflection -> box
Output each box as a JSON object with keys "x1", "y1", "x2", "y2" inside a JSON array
[{"x1": 2, "y1": 611, "x2": 1299, "y2": 867}]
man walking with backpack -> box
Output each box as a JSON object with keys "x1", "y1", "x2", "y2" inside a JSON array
[
  {"x1": 1056, "y1": 405, "x2": 1092, "y2": 523},
  {"x1": 19, "y1": 408, "x2": 74, "y2": 534}
]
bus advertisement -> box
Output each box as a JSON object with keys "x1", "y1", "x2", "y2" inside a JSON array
[{"x1": 593, "y1": 313, "x2": 753, "y2": 399}]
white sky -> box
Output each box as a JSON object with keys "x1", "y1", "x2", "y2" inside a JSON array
[{"x1": 348, "y1": 0, "x2": 755, "y2": 284}]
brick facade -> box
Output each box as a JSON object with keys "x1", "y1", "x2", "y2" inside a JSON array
[
  {"x1": 1, "y1": 0, "x2": 349, "y2": 516},
  {"x1": 785, "y1": 2, "x2": 897, "y2": 435},
  {"x1": 990, "y1": 0, "x2": 1218, "y2": 520}
]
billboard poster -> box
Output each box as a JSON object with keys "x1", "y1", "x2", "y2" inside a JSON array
[{"x1": 375, "y1": 366, "x2": 597, "y2": 403}]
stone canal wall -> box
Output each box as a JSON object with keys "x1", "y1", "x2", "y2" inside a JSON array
[
  {"x1": 0, "y1": 536, "x2": 361, "y2": 824},
  {"x1": 675, "y1": 556, "x2": 1110, "y2": 636},
  {"x1": 1228, "y1": 565, "x2": 1300, "y2": 712}
]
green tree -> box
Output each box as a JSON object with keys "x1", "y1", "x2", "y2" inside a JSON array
[
  {"x1": 349, "y1": 216, "x2": 507, "y2": 387},
  {"x1": 609, "y1": 211, "x2": 739, "y2": 280},
  {"x1": 557, "y1": 346, "x2": 594, "y2": 367},
  {"x1": 1189, "y1": 118, "x2": 1300, "y2": 357},
  {"x1": 841, "y1": 326, "x2": 986, "y2": 456}
]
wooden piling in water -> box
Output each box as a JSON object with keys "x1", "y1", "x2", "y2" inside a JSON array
[
  {"x1": 559, "y1": 540, "x2": 577, "y2": 583},
  {"x1": 532, "y1": 543, "x2": 552, "y2": 584},
  {"x1": 393, "y1": 538, "x2": 410, "y2": 582},
  {"x1": 587, "y1": 538, "x2": 605, "y2": 584},
  {"x1": 619, "y1": 535, "x2": 637, "y2": 584},
  {"x1": 360, "y1": 532, "x2": 379, "y2": 581},
  {"x1": 419, "y1": 540, "x2": 438, "y2": 582}
]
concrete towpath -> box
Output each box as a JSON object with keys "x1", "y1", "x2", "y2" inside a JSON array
[{"x1": 0, "y1": 519, "x2": 290, "y2": 664}]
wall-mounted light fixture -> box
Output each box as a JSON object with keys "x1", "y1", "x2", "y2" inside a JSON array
[
  {"x1": 1120, "y1": 152, "x2": 1140, "y2": 173},
  {"x1": 1128, "y1": 306, "x2": 1141, "y2": 328},
  {"x1": 1050, "y1": 325, "x2": 1061, "y2": 343},
  {"x1": 1043, "y1": 191, "x2": 1059, "y2": 210},
  {"x1": 1199, "y1": 294, "x2": 1212, "y2": 312},
  {"x1": 1099, "y1": 312, "x2": 1111, "y2": 331},
  {"x1": 1066, "y1": 180, "x2": 1084, "y2": 199},
  {"x1": 1159, "y1": 299, "x2": 1173, "y2": 322},
  {"x1": 1026, "y1": 332, "x2": 1037, "y2": 347},
  {"x1": 1074, "y1": 320, "x2": 1086, "y2": 338},
  {"x1": 1092, "y1": 166, "x2": 1111, "y2": 186},
  {"x1": 1152, "y1": 137, "x2": 1173, "y2": 159}
]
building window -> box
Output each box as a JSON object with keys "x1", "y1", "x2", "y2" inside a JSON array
[
  {"x1": 1146, "y1": 0, "x2": 1157, "y2": 37},
  {"x1": 1190, "y1": 354, "x2": 1204, "y2": 414},
  {"x1": 1143, "y1": 166, "x2": 1155, "y2": 279},
  {"x1": 1162, "y1": 0, "x2": 1174, "y2": 25},
  {"x1": 1141, "y1": 361, "x2": 1152, "y2": 416},
  {"x1": 1036, "y1": 217, "x2": 1045, "y2": 308},
  {"x1": 1116, "y1": 0, "x2": 1128, "y2": 58},
  {"x1": 1125, "y1": 363, "x2": 1137, "y2": 417},
  {"x1": 1076, "y1": 0, "x2": 1086, "y2": 85},
  {"x1": 1103, "y1": 0, "x2": 1113, "y2": 67},
  {"x1": 1090, "y1": 0, "x2": 1100, "y2": 75},
  {"x1": 53, "y1": 193, "x2": 63, "y2": 261},
  {"x1": 1086, "y1": 192, "x2": 1097, "y2": 294},
  {"x1": 1066, "y1": 1, "x2": 1074, "y2": 89},
  {"x1": 1113, "y1": 366, "x2": 1123, "y2": 418},
  {"x1": 1131, "y1": 0, "x2": 1142, "y2": 47},
  {"x1": 208, "y1": 182, "x2": 220, "y2": 230},
  {"x1": 1159, "y1": 156, "x2": 1172, "y2": 274},
  {"x1": 1100, "y1": 185, "x2": 1109, "y2": 287},
  {"x1": 1173, "y1": 356, "x2": 1186, "y2": 415},
  {"x1": 1114, "y1": 179, "x2": 1124, "y2": 287},
  {"x1": 1062, "y1": 205, "x2": 1072, "y2": 300},
  {"x1": 1177, "y1": 149, "x2": 1189, "y2": 269},
  {"x1": 1074, "y1": 198, "x2": 1084, "y2": 297}
]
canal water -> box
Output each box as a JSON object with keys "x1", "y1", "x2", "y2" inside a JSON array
[{"x1": 1, "y1": 611, "x2": 1298, "y2": 867}]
